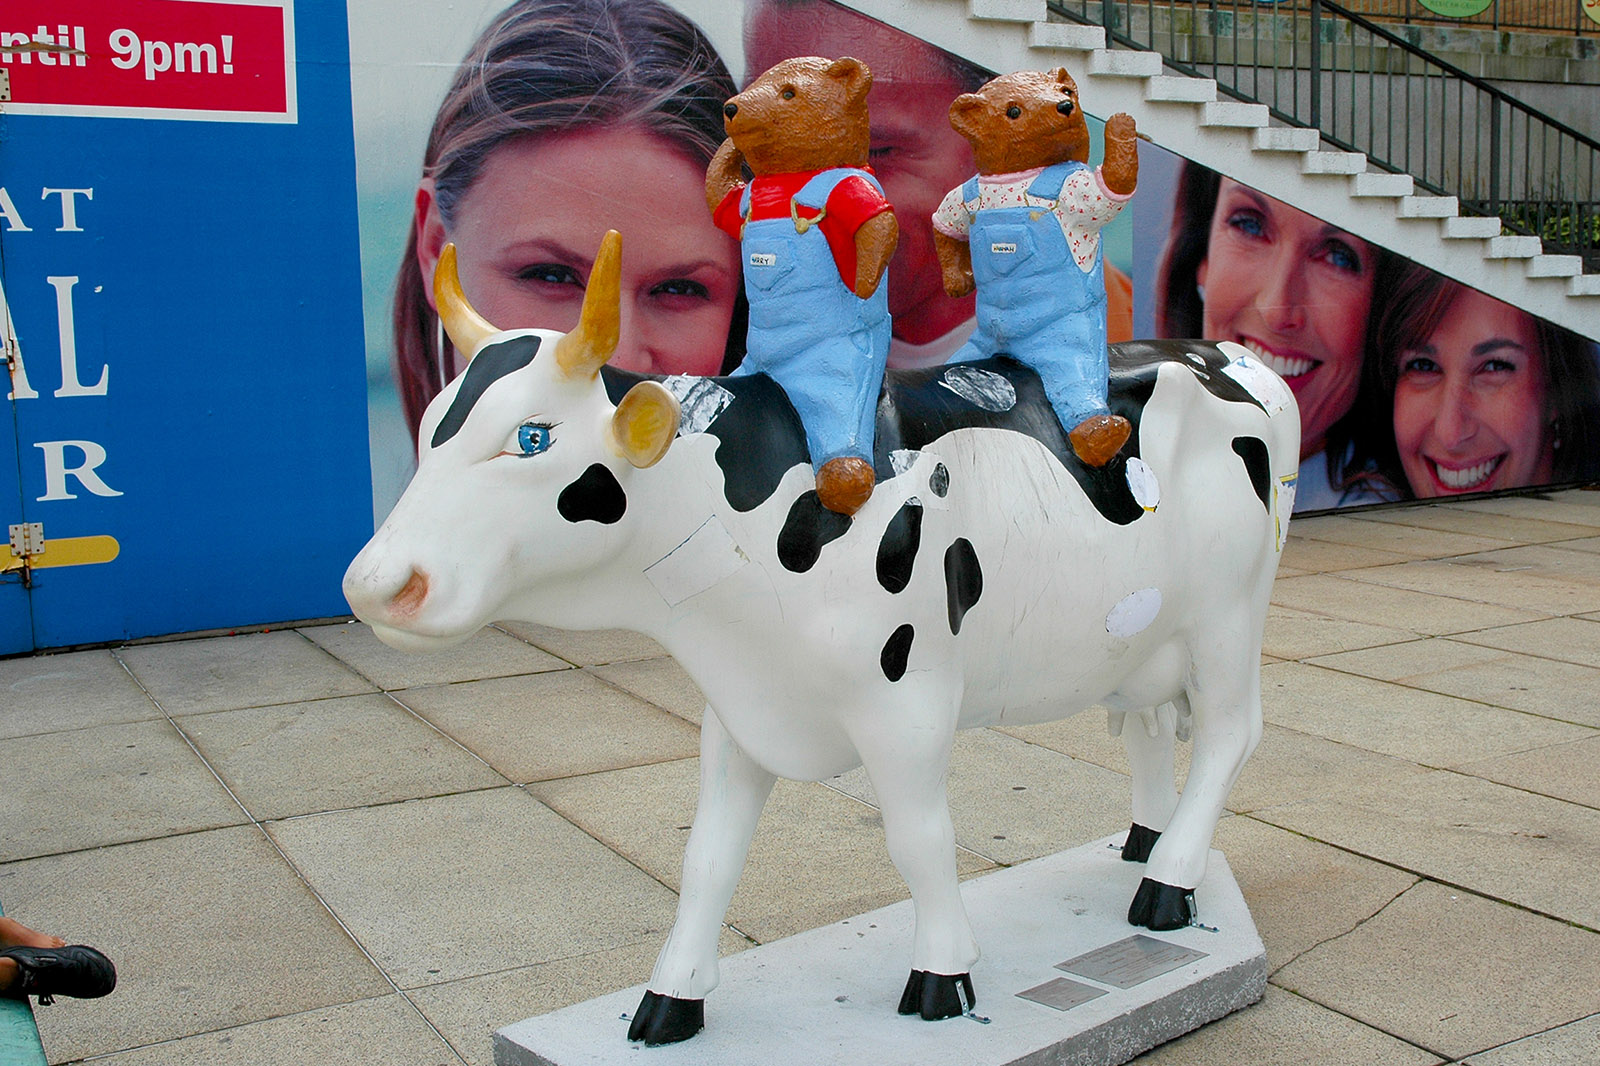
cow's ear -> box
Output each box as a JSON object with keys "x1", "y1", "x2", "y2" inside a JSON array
[{"x1": 612, "y1": 381, "x2": 680, "y2": 468}]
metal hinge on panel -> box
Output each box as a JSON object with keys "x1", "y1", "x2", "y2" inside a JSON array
[
  {"x1": 0, "y1": 69, "x2": 10, "y2": 103},
  {"x1": 8, "y1": 523, "x2": 44, "y2": 558}
]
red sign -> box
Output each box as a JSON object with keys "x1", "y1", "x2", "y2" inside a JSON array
[{"x1": 1, "y1": 0, "x2": 294, "y2": 121}]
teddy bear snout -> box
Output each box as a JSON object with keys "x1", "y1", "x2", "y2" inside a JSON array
[{"x1": 1056, "y1": 98, "x2": 1075, "y2": 116}]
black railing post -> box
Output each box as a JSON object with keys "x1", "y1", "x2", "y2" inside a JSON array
[
  {"x1": 1309, "y1": 0, "x2": 1323, "y2": 131},
  {"x1": 1489, "y1": 97, "x2": 1501, "y2": 213},
  {"x1": 1102, "y1": 0, "x2": 1117, "y2": 34}
]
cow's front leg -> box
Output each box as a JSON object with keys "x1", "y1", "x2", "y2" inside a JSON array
[
  {"x1": 1130, "y1": 658, "x2": 1261, "y2": 931},
  {"x1": 630, "y1": 705, "x2": 775, "y2": 1046},
  {"x1": 856, "y1": 722, "x2": 978, "y2": 1022},
  {"x1": 1113, "y1": 698, "x2": 1186, "y2": 863}
]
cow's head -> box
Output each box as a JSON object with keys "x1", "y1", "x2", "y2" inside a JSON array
[{"x1": 344, "y1": 231, "x2": 682, "y2": 650}]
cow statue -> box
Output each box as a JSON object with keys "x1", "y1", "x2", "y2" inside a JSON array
[{"x1": 344, "y1": 231, "x2": 1299, "y2": 1047}]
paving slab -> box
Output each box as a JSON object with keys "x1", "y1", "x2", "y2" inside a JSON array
[
  {"x1": 1440, "y1": 494, "x2": 1600, "y2": 529},
  {"x1": 1309, "y1": 639, "x2": 1600, "y2": 727},
  {"x1": 1278, "y1": 536, "x2": 1413, "y2": 573},
  {"x1": 1260, "y1": 604, "x2": 1421, "y2": 660},
  {"x1": 1275, "y1": 881, "x2": 1600, "y2": 1060},
  {"x1": 1461, "y1": 1012, "x2": 1600, "y2": 1066},
  {"x1": 0, "y1": 648, "x2": 160, "y2": 739},
  {"x1": 411, "y1": 933, "x2": 752, "y2": 1066},
  {"x1": 83, "y1": 995, "x2": 462, "y2": 1066},
  {"x1": 0, "y1": 718, "x2": 245, "y2": 863},
  {"x1": 828, "y1": 729, "x2": 1134, "y2": 867},
  {"x1": 1206, "y1": 816, "x2": 1417, "y2": 974},
  {"x1": 392, "y1": 671, "x2": 701, "y2": 783},
  {"x1": 1260, "y1": 662, "x2": 1590, "y2": 768},
  {"x1": 1287, "y1": 513, "x2": 1512, "y2": 558},
  {"x1": 587, "y1": 658, "x2": 706, "y2": 724},
  {"x1": 3, "y1": 825, "x2": 390, "y2": 1063},
  {"x1": 1269, "y1": 574, "x2": 1545, "y2": 635},
  {"x1": 301, "y1": 621, "x2": 568, "y2": 690},
  {"x1": 529, "y1": 760, "x2": 995, "y2": 945},
  {"x1": 492, "y1": 622, "x2": 666, "y2": 666},
  {"x1": 1450, "y1": 615, "x2": 1600, "y2": 668},
  {"x1": 1449, "y1": 543, "x2": 1600, "y2": 583},
  {"x1": 266, "y1": 788, "x2": 681, "y2": 989},
  {"x1": 1336, "y1": 560, "x2": 1600, "y2": 616},
  {"x1": 496, "y1": 838, "x2": 1265, "y2": 1066},
  {"x1": 1129, "y1": 984, "x2": 1442, "y2": 1064},
  {"x1": 180, "y1": 693, "x2": 508, "y2": 820},
  {"x1": 1357, "y1": 506, "x2": 1600, "y2": 545},
  {"x1": 1457, "y1": 733, "x2": 1600, "y2": 810},
  {"x1": 118, "y1": 630, "x2": 377, "y2": 715},
  {"x1": 1250, "y1": 769, "x2": 1600, "y2": 929}
]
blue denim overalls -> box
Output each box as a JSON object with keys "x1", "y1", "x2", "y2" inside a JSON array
[
  {"x1": 950, "y1": 160, "x2": 1110, "y2": 432},
  {"x1": 732, "y1": 169, "x2": 891, "y2": 470}
]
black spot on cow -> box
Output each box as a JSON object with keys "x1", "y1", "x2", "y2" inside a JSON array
[
  {"x1": 557, "y1": 464, "x2": 627, "y2": 524},
  {"x1": 881, "y1": 624, "x2": 914, "y2": 682},
  {"x1": 877, "y1": 500, "x2": 923, "y2": 593},
  {"x1": 604, "y1": 341, "x2": 1268, "y2": 524},
  {"x1": 432, "y1": 336, "x2": 541, "y2": 449},
  {"x1": 944, "y1": 539, "x2": 982, "y2": 635},
  {"x1": 777, "y1": 491, "x2": 852, "y2": 573},
  {"x1": 1232, "y1": 437, "x2": 1272, "y2": 513},
  {"x1": 929, "y1": 463, "x2": 950, "y2": 498}
]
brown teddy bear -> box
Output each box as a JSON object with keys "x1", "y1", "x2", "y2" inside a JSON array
[
  {"x1": 706, "y1": 56, "x2": 899, "y2": 516},
  {"x1": 932, "y1": 67, "x2": 1137, "y2": 468}
]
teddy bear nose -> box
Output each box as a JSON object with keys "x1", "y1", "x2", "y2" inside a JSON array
[
  {"x1": 1057, "y1": 99, "x2": 1075, "y2": 116},
  {"x1": 724, "y1": 102, "x2": 738, "y2": 119}
]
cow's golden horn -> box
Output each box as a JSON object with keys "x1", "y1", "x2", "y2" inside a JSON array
[
  {"x1": 433, "y1": 243, "x2": 499, "y2": 363},
  {"x1": 555, "y1": 230, "x2": 622, "y2": 379}
]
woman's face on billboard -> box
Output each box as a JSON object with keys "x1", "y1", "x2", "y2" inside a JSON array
[
  {"x1": 1393, "y1": 286, "x2": 1553, "y2": 497},
  {"x1": 1197, "y1": 179, "x2": 1376, "y2": 459},
  {"x1": 421, "y1": 126, "x2": 740, "y2": 378}
]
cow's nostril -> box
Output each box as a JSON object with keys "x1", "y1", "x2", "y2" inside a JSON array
[{"x1": 390, "y1": 569, "x2": 429, "y2": 618}]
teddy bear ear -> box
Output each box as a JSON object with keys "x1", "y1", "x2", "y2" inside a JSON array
[
  {"x1": 1052, "y1": 67, "x2": 1072, "y2": 85},
  {"x1": 948, "y1": 92, "x2": 983, "y2": 135},
  {"x1": 825, "y1": 56, "x2": 872, "y2": 102}
]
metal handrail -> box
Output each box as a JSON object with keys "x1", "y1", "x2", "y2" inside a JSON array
[{"x1": 1050, "y1": 0, "x2": 1600, "y2": 268}]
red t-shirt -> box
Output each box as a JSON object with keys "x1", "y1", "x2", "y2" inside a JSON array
[{"x1": 713, "y1": 168, "x2": 891, "y2": 289}]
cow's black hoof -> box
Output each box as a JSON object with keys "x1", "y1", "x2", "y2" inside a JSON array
[
  {"x1": 627, "y1": 990, "x2": 704, "y2": 1045},
  {"x1": 897, "y1": 969, "x2": 975, "y2": 1020},
  {"x1": 1127, "y1": 876, "x2": 1194, "y2": 931},
  {"x1": 1121, "y1": 822, "x2": 1161, "y2": 863}
]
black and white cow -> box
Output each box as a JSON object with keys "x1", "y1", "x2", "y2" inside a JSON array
[{"x1": 344, "y1": 233, "x2": 1299, "y2": 1046}]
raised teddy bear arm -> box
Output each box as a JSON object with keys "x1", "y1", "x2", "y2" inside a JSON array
[{"x1": 1101, "y1": 113, "x2": 1139, "y2": 197}]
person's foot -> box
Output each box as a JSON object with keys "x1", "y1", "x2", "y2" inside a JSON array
[
  {"x1": 1069, "y1": 414, "x2": 1131, "y2": 468},
  {"x1": 0, "y1": 917, "x2": 66, "y2": 951},
  {"x1": 816, "y1": 456, "x2": 874, "y2": 516}
]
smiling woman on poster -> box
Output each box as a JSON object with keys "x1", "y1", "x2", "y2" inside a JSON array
[
  {"x1": 392, "y1": 0, "x2": 743, "y2": 441},
  {"x1": 1155, "y1": 162, "x2": 1404, "y2": 509}
]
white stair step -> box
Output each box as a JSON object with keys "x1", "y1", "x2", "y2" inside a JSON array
[
  {"x1": 1145, "y1": 76, "x2": 1216, "y2": 103},
  {"x1": 1569, "y1": 274, "x2": 1600, "y2": 296},
  {"x1": 1253, "y1": 127, "x2": 1321, "y2": 152},
  {"x1": 1200, "y1": 101, "x2": 1269, "y2": 128},
  {"x1": 1087, "y1": 49, "x2": 1164, "y2": 77},
  {"x1": 1485, "y1": 235, "x2": 1543, "y2": 258},
  {"x1": 1527, "y1": 255, "x2": 1583, "y2": 278},
  {"x1": 1442, "y1": 216, "x2": 1502, "y2": 239},
  {"x1": 969, "y1": 0, "x2": 1044, "y2": 21},
  {"x1": 1350, "y1": 172, "x2": 1414, "y2": 198},
  {"x1": 1028, "y1": 21, "x2": 1105, "y2": 51},
  {"x1": 1301, "y1": 151, "x2": 1367, "y2": 175},
  {"x1": 1398, "y1": 195, "x2": 1460, "y2": 218}
]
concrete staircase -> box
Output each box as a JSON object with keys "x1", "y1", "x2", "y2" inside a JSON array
[{"x1": 842, "y1": 0, "x2": 1598, "y2": 342}]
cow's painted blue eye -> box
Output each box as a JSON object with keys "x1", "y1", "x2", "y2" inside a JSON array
[{"x1": 516, "y1": 423, "x2": 553, "y2": 456}]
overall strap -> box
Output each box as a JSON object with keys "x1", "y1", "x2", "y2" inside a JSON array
[{"x1": 1025, "y1": 160, "x2": 1088, "y2": 203}]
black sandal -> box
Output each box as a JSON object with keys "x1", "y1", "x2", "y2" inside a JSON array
[{"x1": 0, "y1": 946, "x2": 116, "y2": 1005}]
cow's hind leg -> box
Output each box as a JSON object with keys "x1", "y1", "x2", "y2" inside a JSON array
[
  {"x1": 631, "y1": 706, "x2": 776, "y2": 1046},
  {"x1": 856, "y1": 715, "x2": 979, "y2": 1022},
  {"x1": 1114, "y1": 697, "x2": 1187, "y2": 863},
  {"x1": 1129, "y1": 650, "x2": 1261, "y2": 931}
]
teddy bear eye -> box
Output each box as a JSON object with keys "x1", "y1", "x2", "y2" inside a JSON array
[
  {"x1": 1006, "y1": 105, "x2": 1021, "y2": 119},
  {"x1": 781, "y1": 87, "x2": 796, "y2": 100}
]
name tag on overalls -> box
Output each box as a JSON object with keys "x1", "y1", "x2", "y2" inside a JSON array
[
  {"x1": 990, "y1": 242, "x2": 1018, "y2": 255},
  {"x1": 750, "y1": 252, "x2": 778, "y2": 267}
]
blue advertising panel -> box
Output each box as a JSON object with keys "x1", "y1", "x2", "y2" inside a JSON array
[{"x1": 0, "y1": 0, "x2": 371, "y2": 652}]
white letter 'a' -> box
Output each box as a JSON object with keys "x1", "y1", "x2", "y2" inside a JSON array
[{"x1": 35, "y1": 440, "x2": 124, "y2": 501}]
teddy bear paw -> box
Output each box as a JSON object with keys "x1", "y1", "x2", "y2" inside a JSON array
[
  {"x1": 1069, "y1": 414, "x2": 1132, "y2": 467},
  {"x1": 816, "y1": 457, "x2": 875, "y2": 515}
]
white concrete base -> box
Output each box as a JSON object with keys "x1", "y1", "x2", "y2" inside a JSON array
[{"x1": 495, "y1": 834, "x2": 1266, "y2": 1066}]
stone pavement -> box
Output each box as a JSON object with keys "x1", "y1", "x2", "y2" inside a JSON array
[{"x1": 2, "y1": 489, "x2": 1598, "y2": 1065}]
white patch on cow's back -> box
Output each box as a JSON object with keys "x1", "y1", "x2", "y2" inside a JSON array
[
  {"x1": 1125, "y1": 458, "x2": 1160, "y2": 511},
  {"x1": 663, "y1": 376, "x2": 735, "y2": 435},
  {"x1": 645, "y1": 516, "x2": 749, "y2": 606},
  {"x1": 939, "y1": 366, "x2": 1017, "y2": 412},
  {"x1": 1106, "y1": 587, "x2": 1162, "y2": 638},
  {"x1": 1216, "y1": 342, "x2": 1293, "y2": 417}
]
